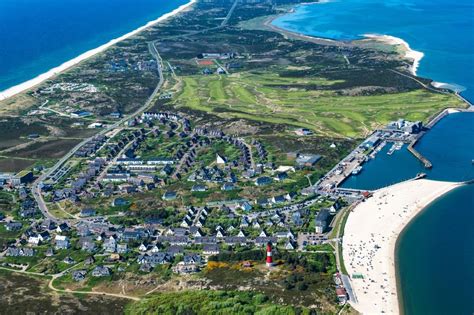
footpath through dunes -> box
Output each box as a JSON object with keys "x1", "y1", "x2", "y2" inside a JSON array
[{"x1": 342, "y1": 179, "x2": 461, "y2": 314}]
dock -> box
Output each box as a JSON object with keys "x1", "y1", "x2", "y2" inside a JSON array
[
  {"x1": 425, "y1": 109, "x2": 450, "y2": 129},
  {"x1": 408, "y1": 134, "x2": 432, "y2": 169}
]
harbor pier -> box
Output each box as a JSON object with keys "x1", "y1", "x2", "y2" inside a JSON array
[{"x1": 407, "y1": 134, "x2": 432, "y2": 169}]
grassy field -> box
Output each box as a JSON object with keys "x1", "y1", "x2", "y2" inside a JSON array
[
  {"x1": 0, "y1": 270, "x2": 129, "y2": 314},
  {"x1": 174, "y1": 71, "x2": 465, "y2": 138}
]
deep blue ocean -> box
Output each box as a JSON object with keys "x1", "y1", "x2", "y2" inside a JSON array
[
  {"x1": 0, "y1": 0, "x2": 188, "y2": 92},
  {"x1": 273, "y1": 0, "x2": 474, "y2": 101},
  {"x1": 274, "y1": 2, "x2": 474, "y2": 314}
]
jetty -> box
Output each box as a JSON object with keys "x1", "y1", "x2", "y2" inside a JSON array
[
  {"x1": 408, "y1": 106, "x2": 473, "y2": 168},
  {"x1": 407, "y1": 133, "x2": 432, "y2": 169}
]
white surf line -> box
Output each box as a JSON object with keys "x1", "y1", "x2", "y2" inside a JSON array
[
  {"x1": 0, "y1": 0, "x2": 196, "y2": 101},
  {"x1": 363, "y1": 34, "x2": 424, "y2": 75}
]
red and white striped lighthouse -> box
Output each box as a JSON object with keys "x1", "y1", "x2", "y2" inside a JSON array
[{"x1": 266, "y1": 242, "x2": 273, "y2": 267}]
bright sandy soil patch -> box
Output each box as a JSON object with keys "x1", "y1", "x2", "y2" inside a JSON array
[{"x1": 343, "y1": 179, "x2": 460, "y2": 314}]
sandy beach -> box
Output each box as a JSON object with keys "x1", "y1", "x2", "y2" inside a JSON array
[
  {"x1": 342, "y1": 179, "x2": 460, "y2": 314},
  {"x1": 0, "y1": 0, "x2": 196, "y2": 101},
  {"x1": 364, "y1": 34, "x2": 424, "y2": 75}
]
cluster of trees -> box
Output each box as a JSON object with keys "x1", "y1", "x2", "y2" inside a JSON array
[
  {"x1": 127, "y1": 290, "x2": 316, "y2": 315},
  {"x1": 281, "y1": 273, "x2": 309, "y2": 291},
  {"x1": 278, "y1": 252, "x2": 333, "y2": 273},
  {"x1": 208, "y1": 249, "x2": 334, "y2": 275},
  {"x1": 208, "y1": 249, "x2": 265, "y2": 262}
]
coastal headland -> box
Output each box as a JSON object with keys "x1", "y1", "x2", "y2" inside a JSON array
[{"x1": 342, "y1": 179, "x2": 462, "y2": 314}]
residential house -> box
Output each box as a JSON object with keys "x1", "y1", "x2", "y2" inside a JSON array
[
  {"x1": 240, "y1": 216, "x2": 249, "y2": 228},
  {"x1": 275, "y1": 172, "x2": 288, "y2": 181},
  {"x1": 224, "y1": 236, "x2": 247, "y2": 246},
  {"x1": 63, "y1": 256, "x2": 75, "y2": 264},
  {"x1": 28, "y1": 235, "x2": 42, "y2": 246},
  {"x1": 92, "y1": 266, "x2": 111, "y2": 277},
  {"x1": 6, "y1": 247, "x2": 34, "y2": 257},
  {"x1": 190, "y1": 226, "x2": 204, "y2": 238},
  {"x1": 117, "y1": 243, "x2": 128, "y2": 254},
  {"x1": 255, "y1": 237, "x2": 277, "y2": 247},
  {"x1": 285, "y1": 241, "x2": 296, "y2": 250},
  {"x1": 55, "y1": 235, "x2": 70, "y2": 250},
  {"x1": 72, "y1": 270, "x2": 87, "y2": 282},
  {"x1": 103, "y1": 236, "x2": 117, "y2": 253},
  {"x1": 191, "y1": 184, "x2": 207, "y2": 192},
  {"x1": 80, "y1": 208, "x2": 96, "y2": 217},
  {"x1": 137, "y1": 253, "x2": 171, "y2": 266},
  {"x1": 221, "y1": 183, "x2": 235, "y2": 191},
  {"x1": 56, "y1": 223, "x2": 70, "y2": 234},
  {"x1": 315, "y1": 209, "x2": 330, "y2": 233},
  {"x1": 167, "y1": 245, "x2": 184, "y2": 257},
  {"x1": 272, "y1": 195, "x2": 286, "y2": 204},
  {"x1": 240, "y1": 202, "x2": 252, "y2": 212},
  {"x1": 79, "y1": 237, "x2": 96, "y2": 252},
  {"x1": 162, "y1": 191, "x2": 177, "y2": 201},
  {"x1": 255, "y1": 176, "x2": 272, "y2": 186},
  {"x1": 237, "y1": 230, "x2": 246, "y2": 238},
  {"x1": 5, "y1": 222, "x2": 22, "y2": 231},
  {"x1": 202, "y1": 244, "x2": 220, "y2": 256},
  {"x1": 275, "y1": 230, "x2": 295, "y2": 240}
]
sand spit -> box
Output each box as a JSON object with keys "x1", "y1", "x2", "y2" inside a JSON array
[{"x1": 342, "y1": 179, "x2": 460, "y2": 314}]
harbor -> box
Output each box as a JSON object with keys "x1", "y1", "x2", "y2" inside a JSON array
[
  {"x1": 315, "y1": 118, "x2": 425, "y2": 198},
  {"x1": 315, "y1": 107, "x2": 474, "y2": 199}
]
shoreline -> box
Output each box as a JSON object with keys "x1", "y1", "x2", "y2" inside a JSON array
[
  {"x1": 0, "y1": 0, "x2": 196, "y2": 101},
  {"x1": 342, "y1": 179, "x2": 461, "y2": 314},
  {"x1": 363, "y1": 34, "x2": 424, "y2": 76},
  {"x1": 267, "y1": 6, "x2": 424, "y2": 76},
  {"x1": 267, "y1": 0, "x2": 473, "y2": 104}
]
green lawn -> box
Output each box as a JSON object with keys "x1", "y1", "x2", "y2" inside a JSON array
[{"x1": 174, "y1": 71, "x2": 465, "y2": 138}]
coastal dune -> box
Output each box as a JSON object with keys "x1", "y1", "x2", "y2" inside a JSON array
[
  {"x1": 0, "y1": 0, "x2": 196, "y2": 101},
  {"x1": 363, "y1": 34, "x2": 424, "y2": 75},
  {"x1": 342, "y1": 179, "x2": 460, "y2": 314}
]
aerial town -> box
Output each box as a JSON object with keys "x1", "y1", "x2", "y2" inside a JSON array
[
  {"x1": 0, "y1": 0, "x2": 471, "y2": 313},
  {"x1": 0, "y1": 95, "x2": 426, "y2": 310}
]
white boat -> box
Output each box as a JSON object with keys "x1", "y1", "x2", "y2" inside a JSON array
[{"x1": 352, "y1": 166, "x2": 363, "y2": 175}]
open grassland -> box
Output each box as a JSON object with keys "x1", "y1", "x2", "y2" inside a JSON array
[
  {"x1": 174, "y1": 71, "x2": 464, "y2": 138},
  {"x1": 0, "y1": 270, "x2": 128, "y2": 314}
]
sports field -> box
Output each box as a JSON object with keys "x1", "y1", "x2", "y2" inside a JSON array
[{"x1": 173, "y1": 71, "x2": 464, "y2": 138}]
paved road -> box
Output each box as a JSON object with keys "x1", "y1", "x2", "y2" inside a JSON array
[
  {"x1": 31, "y1": 0, "x2": 242, "y2": 222},
  {"x1": 32, "y1": 42, "x2": 165, "y2": 223},
  {"x1": 221, "y1": 0, "x2": 239, "y2": 27}
]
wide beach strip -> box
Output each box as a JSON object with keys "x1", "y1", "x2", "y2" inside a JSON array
[{"x1": 342, "y1": 179, "x2": 460, "y2": 314}]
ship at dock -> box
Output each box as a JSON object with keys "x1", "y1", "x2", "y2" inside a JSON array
[
  {"x1": 351, "y1": 166, "x2": 363, "y2": 175},
  {"x1": 387, "y1": 142, "x2": 403, "y2": 155}
]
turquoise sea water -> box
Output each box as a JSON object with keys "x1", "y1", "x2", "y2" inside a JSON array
[
  {"x1": 273, "y1": 0, "x2": 474, "y2": 101},
  {"x1": 274, "y1": 2, "x2": 473, "y2": 314},
  {"x1": 0, "y1": 0, "x2": 188, "y2": 92}
]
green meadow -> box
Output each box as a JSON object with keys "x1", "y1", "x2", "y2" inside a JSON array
[{"x1": 174, "y1": 72, "x2": 464, "y2": 138}]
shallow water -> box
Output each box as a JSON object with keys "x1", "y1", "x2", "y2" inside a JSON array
[{"x1": 273, "y1": 0, "x2": 474, "y2": 101}]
